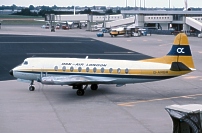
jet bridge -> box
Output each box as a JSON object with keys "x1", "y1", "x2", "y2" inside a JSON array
[
  {"x1": 98, "y1": 16, "x2": 135, "y2": 29},
  {"x1": 186, "y1": 17, "x2": 202, "y2": 32}
]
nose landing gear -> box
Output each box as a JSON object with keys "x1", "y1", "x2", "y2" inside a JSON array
[
  {"x1": 29, "y1": 80, "x2": 35, "y2": 91},
  {"x1": 29, "y1": 86, "x2": 35, "y2": 91}
]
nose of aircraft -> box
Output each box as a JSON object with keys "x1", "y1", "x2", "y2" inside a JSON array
[{"x1": 9, "y1": 69, "x2": 13, "y2": 76}]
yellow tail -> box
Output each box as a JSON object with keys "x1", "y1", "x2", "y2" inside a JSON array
[{"x1": 143, "y1": 33, "x2": 195, "y2": 70}]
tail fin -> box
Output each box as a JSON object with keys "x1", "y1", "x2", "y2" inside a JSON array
[{"x1": 143, "y1": 33, "x2": 195, "y2": 70}]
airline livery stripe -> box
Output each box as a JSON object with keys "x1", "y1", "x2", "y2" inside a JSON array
[{"x1": 18, "y1": 71, "x2": 177, "y2": 79}]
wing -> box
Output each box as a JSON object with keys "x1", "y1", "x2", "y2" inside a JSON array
[{"x1": 41, "y1": 75, "x2": 115, "y2": 85}]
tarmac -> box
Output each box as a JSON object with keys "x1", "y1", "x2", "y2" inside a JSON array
[{"x1": 1, "y1": 26, "x2": 202, "y2": 133}]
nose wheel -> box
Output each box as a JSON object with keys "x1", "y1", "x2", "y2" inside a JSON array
[
  {"x1": 29, "y1": 86, "x2": 35, "y2": 91},
  {"x1": 29, "y1": 80, "x2": 35, "y2": 91}
]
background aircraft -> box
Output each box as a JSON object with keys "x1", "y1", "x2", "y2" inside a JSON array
[{"x1": 109, "y1": 27, "x2": 125, "y2": 37}]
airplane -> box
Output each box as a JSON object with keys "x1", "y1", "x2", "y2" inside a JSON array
[
  {"x1": 109, "y1": 27, "x2": 126, "y2": 37},
  {"x1": 9, "y1": 33, "x2": 195, "y2": 96}
]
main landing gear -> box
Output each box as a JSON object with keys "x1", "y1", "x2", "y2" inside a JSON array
[
  {"x1": 27, "y1": 81, "x2": 99, "y2": 96},
  {"x1": 74, "y1": 84, "x2": 98, "y2": 96},
  {"x1": 29, "y1": 80, "x2": 35, "y2": 91},
  {"x1": 91, "y1": 84, "x2": 98, "y2": 90}
]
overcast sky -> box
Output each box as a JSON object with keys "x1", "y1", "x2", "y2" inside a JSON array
[{"x1": 1, "y1": 0, "x2": 202, "y2": 8}]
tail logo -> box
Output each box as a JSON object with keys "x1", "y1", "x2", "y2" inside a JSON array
[
  {"x1": 177, "y1": 48, "x2": 185, "y2": 54},
  {"x1": 167, "y1": 45, "x2": 191, "y2": 56}
]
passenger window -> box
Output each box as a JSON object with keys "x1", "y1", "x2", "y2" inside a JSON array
[
  {"x1": 101, "y1": 67, "x2": 104, "y2": 73},
  {"x1": 117, "y1": 68, "x2": 121, "y2": 74},
  {"x1": 93, "y1": 67, "x2": 97, "y2": 73},
  {"x1": 125, "y1": 68, "x2": 129, "y2": 74},
  {"x1": 78, "y1": 67, "x2": 82, "y2": 72},
  {"x1": 70, "y1": 66, "x2": 74, "y2": 72},
  {"x1": 109, "y1": 68, "x2": 113, "y2": 73},
  {"x1": 86, "y1": 67, "x2": 90, "y2": 72},
  {"x1": 62, "y1": 66, "x2": 66, "y2": 71},
  {"x1": 54, "y1": 66, "x2": 58, "y2": 71}
]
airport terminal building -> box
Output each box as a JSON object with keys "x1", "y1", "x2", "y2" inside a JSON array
[
  {"x1": 46, "y1": 10, "x2": 202, "y2": 35},
  {"x1": 121, "y1": 10, "x2": 202, "y2": 33}
]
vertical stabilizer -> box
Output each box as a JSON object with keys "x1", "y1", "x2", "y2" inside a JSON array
[
  {"x1": 142, "y1": 33, "x2": 195, "y2": 70},
  {"x1": 183, "y1": 0, "x2": 188, "y2": 11},
  {"x1": 167, "y1": 33, "x2": 194, "y2": 69}
]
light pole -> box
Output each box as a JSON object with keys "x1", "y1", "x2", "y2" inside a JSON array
[
  {"x1": 135, "y1": 0, "x2": 136, "y2": 9},
  {"x1": 169, "y1": 0, "x2": 170, "y2": 9},
  {"x1": 140, "y1": 0, "x2": 141, "y2": 10}
]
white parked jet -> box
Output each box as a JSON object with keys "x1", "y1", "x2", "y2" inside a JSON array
[{"x1": 10, "y1": 33, "x2": 195, "y2": 96}]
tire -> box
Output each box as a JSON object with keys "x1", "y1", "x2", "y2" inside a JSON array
[
  {"x1": 91, "y1": 84, "x2": 98, "y2": 90},
  {"x1": 29, "y1": 86, "x2": 35, "y2": 91},
  {"x1": 77, "y1": 89, "x2": 85, "y2": 96}
]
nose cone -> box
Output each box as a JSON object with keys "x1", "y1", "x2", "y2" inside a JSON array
[{"x1": 9, "y1": 69, "x2": 13, "y2": 76}]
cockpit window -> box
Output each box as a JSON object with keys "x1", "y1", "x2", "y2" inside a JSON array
[{"x1": 23, "y1": 61, "x2": 28, "y2": 65}]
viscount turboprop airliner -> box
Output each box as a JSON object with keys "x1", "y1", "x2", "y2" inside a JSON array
[{"x1": 9, "y1": 33, "x2": 195, "y2": 96}]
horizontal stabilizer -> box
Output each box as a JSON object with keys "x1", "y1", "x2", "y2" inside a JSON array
[{"x1": 170, "y1": 62, "x2": 191, "y2": 71}]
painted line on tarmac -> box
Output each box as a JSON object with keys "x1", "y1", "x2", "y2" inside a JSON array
[
  {"x1": 0, "y1": 41, "x2": 82, "y2": 43},
  {"x1": 157, "y1": 39, "x2": 162, "y2": 42},
  {"x1": 26, "y1": 53, "x2": 141, "y2": 55},
  {"x1": 182, "y1": 75, "x2": 202, "y2": 80},
  {"x1": 117, "y1": 93, "x2": 202, "y2": 107},
  {"x1": 159, "y1": 43, "x2": 172, "y2": 46},
  {"x1": 104, "y1": 52, "x2": 135, "y2": 54}
]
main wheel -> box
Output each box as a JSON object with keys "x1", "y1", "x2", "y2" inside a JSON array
[
  {"x1": 91, "y1": 84, "x2": 98, "y2": 90},
  {"x1": 29, "y1": 86, "x2": 35, "y2": 91},
  {"x1": 76, "y1": 89, "x2": 85, "y2": 96}
]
